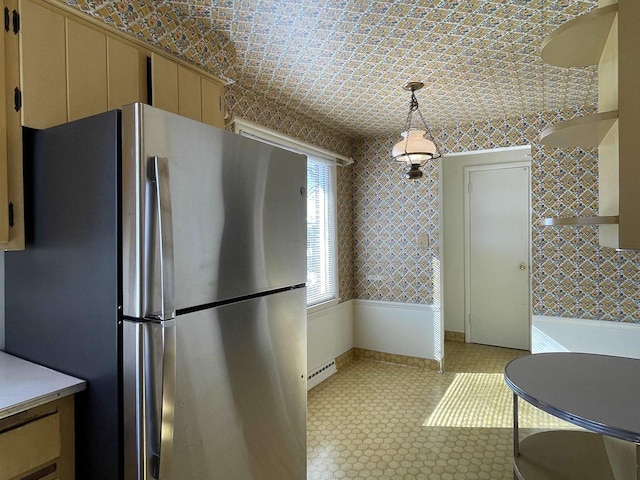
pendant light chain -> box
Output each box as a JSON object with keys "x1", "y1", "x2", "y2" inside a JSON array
[
  {"x1": 403, "y1": 89, "x2": 419, "y2": 133},
  {"x1": 402, "y1": 88, "x2": 419, "y2": 153},
  {"x1": 416, "y1": 106, "x2": 440, "y2": 155},
  {"x1": 400, "y1": 85, "x2": 441, "y2": 157}
]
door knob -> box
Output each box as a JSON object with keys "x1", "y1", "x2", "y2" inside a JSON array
[{"x1": 519, "y1": 263, "x2": 526, "y2": 270}]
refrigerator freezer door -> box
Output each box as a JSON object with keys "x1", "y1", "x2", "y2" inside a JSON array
[
  {"x1": 125, "y1": 287, "x2": 307, "y2": 480},
  {"x1": 122, "y1": 103, "x2": 307, "y2": 317}
]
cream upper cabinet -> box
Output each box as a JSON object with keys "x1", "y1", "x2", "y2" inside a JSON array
[
  {"x1": 66, "y1": 18, "x2": 108, "y2": 122},
  {"x1": 150, "y1": 52, "x2": 179, "y2": 114},
  {"x1": 20, "y1": 0, "x2": 147, "y2": 127},
  {"x1": 178, "y1": 65, "x2": 202, "y2": 122},
  {"x1": 107, "y1": 36, "x2": 143, "y2": 110},
  {"x1": 152, "y1": 55, "x2": 225, "y2": 126},
  {"x1": 0, "y1": 3, "x2": 8, "y2": 243},
  {"x1": 3, "y1": 0, "x2": 226, "y2": 250},
  {"x1": 4, "y1": 0, "x2": 22, "y2": 249},
  {"x1": 202, "y1": 77, "x2": 225, "y2": 128},
  {"x1": 19, "y1": 0, "x2": 67, "y2": 128}
]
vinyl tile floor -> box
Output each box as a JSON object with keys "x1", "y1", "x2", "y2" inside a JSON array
[{"x1": 307, "y1": 341, "x2": 575, "y2": 480}]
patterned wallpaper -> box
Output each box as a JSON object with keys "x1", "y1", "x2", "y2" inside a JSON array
[
  {"x1": 353, "y1": 136, "x2": 439, "y2": 305},
  {"x1": 53, "y1": 0, "x2": 639, "y2": 320},
  {"x1": 337, "y1": 167, "x2": 354, "y2": 302},
  {"x1": 352, "y1": 107, "x2": 640, "y2": 323}
]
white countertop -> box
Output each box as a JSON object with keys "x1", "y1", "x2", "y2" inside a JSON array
[{"x1": 0, "y1": 351, "x2": 86, "y2": 420}]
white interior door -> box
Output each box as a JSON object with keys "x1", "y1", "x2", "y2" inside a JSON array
[{"x1": 465, "y1": 164, "x2": 530, "y2": 350}]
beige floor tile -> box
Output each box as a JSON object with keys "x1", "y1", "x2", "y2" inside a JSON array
[{"x1": 308, "y1": 342, "x2": 575, "y2": 479}]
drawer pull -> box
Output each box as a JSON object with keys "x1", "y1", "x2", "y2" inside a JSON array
[{"x1": 20, "y1": 463, "x2": 56, "y2": 480}]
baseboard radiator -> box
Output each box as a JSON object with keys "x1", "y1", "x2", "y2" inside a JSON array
[{"x1": 307, "y1": 359, "x2": 337, "y2": 390}]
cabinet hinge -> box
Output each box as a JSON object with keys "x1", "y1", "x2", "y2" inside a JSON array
[
  {"x1": 4, "y1": 7, "x2": 9, "y2": 32},
  {"x1": 14, "y1": 87, "x2": 21, "y2": 112},
  {"x1": 8, "y1": 202, "x2": 14, "y2": 228},
  {"x1": 11, "y1": 9, "x2": 19, "y2": 34}
]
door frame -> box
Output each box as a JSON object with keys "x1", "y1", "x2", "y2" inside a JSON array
[{"x1": 463, "y1": 161, "x2": 532, "y2": 347}]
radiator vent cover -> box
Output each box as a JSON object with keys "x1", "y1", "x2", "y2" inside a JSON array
[{"x1": 307, "y1": 359, "x2": 337, "y2": 390}]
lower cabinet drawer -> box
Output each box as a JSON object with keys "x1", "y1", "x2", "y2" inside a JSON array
[{"x1": 0, "y1": 413, "x2": 61, "y2": 480}]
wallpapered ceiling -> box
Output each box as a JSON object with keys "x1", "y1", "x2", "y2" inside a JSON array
[
  {"x1": 64, "y1": 0, "x2": 600, "y2": 138},
  {"x1": 59, "y1": 0, "x2": 638, "y2": 323}
]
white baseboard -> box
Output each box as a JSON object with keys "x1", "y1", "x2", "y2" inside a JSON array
[
  {"x1": 353, "y1": 300, "x2": 439, "y2": 360},
  {"x1": 532, "y1": 315, "x2": 640, "y2": 359},
  {"x1": 307, "y1": 300, "x2": 354, "y2": 375}
]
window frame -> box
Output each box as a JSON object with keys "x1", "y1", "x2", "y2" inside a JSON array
[{"x1": 306, "y1": 157, "x2": 339, "y2": 311}]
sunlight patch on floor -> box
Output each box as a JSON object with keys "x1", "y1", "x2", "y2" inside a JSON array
[{"x1": 423, "y1": 372, "x2": 575, "y2": 429}]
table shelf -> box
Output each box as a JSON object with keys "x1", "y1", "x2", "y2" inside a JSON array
[
  {"x1": 514, "y1": 431, "x2": 615, "y2": 480},
  {"x1": 505, "y1": 353, "x2": 640, "y2": 480}
]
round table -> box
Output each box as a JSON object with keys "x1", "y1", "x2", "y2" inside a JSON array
[{"x1": 504, "y1": 352, "x2": 640, "y2": 480}]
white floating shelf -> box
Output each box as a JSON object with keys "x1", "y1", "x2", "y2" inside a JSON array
[
  {"x1": 539, "y1": 216, "x2": 619, "y2": 227},
  {"x1": 541, "y1": 3, "x2": 618, "y2": 67},
  {"x1": 539, "y1": 110, "x2": 618, "y2": 148}
]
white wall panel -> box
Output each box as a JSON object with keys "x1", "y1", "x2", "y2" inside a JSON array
[
  {"x1": 307, "y1": 300, "x2": 354, "y2": 373},
  {"x1": 532, "y1": 315, "x2": 640, "y2": 359},
  {"x1": 353, "y1": 300, "x2": 438, "y2": 360}
]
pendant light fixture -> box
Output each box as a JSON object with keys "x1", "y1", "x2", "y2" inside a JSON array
[{"x1": 391, "y1": 82, "x2": 441, "y2": 179}]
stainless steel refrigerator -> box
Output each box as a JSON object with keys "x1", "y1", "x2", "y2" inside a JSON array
[{"x1": 5, "y1": 103, "x2": 307, "y2": 479}]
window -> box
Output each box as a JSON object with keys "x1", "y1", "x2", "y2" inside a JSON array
[
  {"x1": 233, "y1": 118, "x2": 345, "y2": 308},
  {"x1": 306, "y1": 157, "x2": 337, "y2": 307}
]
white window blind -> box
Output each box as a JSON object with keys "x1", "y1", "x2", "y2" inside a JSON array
[{"x1": 306, "y1": 157, "x2": 337, "y2": 306}]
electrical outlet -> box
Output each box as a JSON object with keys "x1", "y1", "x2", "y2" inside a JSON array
[{"x1": 417, "y1": 235, "x2": 429, "y2": 251}]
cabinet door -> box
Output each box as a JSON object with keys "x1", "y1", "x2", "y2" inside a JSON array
[
  {"x1": 0, "y1": 1, "x2": 8, "y2": 243},
  {"x1": 201, "y1": 77, "x2": 225, "y2": 128},
  {"x1": 4, "y1": 0, "x2": 23, "y2": 249},
  {"x1": 20, "y1": 0, "x2": 67, "y2": 128},
  {"x1": 107, "y1": 36, "x2": 141, "y2": 110},
  {"x1": 151, "y1": 52, "x2": 178, "y2": 114},
  {"x1": 66, "y1": 19, "x2": 108, "y2": 121},
  {"x1": 178, "y1": 66, "x2": 201, "y2": 121}
]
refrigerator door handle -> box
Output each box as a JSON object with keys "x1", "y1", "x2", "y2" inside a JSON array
[
  {"x1": 145, "y1": 320, "x2": 176, "y2": 480},
  {"x1": 146, "y1": 156, "x2": 176, "y2": 321}
]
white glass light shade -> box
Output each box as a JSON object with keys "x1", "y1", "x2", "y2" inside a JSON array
[{"x1": 392, "y1": 130, "x2": 437, "y2": 165}]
